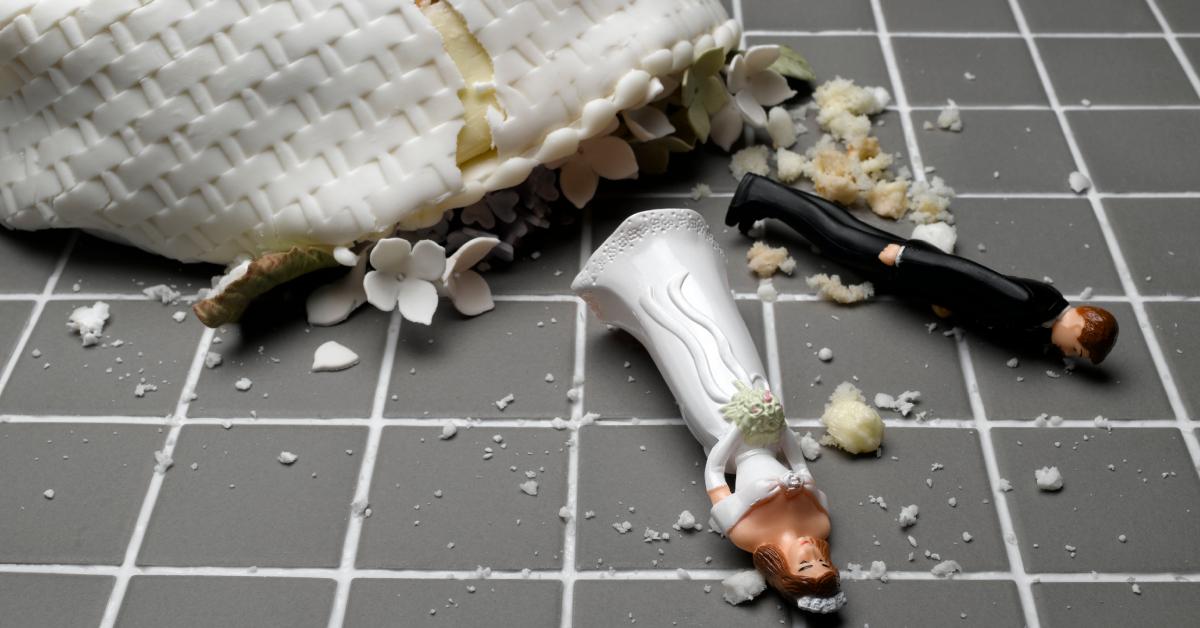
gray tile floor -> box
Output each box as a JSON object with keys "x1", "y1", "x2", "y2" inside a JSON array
[{"x1": 2, "y1": 1, "x2": 1199, "y2": 627}]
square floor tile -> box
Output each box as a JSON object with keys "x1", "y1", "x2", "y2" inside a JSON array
[
  {"x1": 0, "y1": 300, "x2": 204, "y2": 416},
  {"x1": 913, "y1": 110, "x2": 1075, "y2": 193},
  {"x1": 384, "y1": 301, "x2": 575, "y2": 419},
  {"x1": 0, "y1": 573, "x2": 113, "y2": 628},
  {"x1": 574, "y1": 425, "x2": 748, "y2": 570},
  {"x1": 807, "y1": 427, "x2": 1010, "y2": 571},
  {"x1": 1182, "y1": 37, "x2": 1200, "y2": 70},
  {"x1": 573, "y1": 580, "x2": 790, "y2": 627},
  {"x1": 116, "y1": 576, "x2": 335, "y2": 628},
  {"x1": 1069, "y1": 110, "x2": 1200, "y2": 193},
  {"x1": 969, "y1": 303, "x2": 1173, "y2": 420},
  {"x1": 0, "y1": 423, "x2": 163, "y2": 564},
  {"x1": 0, "y1": 301, "x2": 33, "y2": 368},
  {"x1": 54, "y1": 234, "x2": 217, "y2": 295},
  {"x1": 584, "y1": 300, "x2": 765, "y2": 420},
  {"x1": 951, "y1": 197, "x2": 1121, "y2": 297},
  {"x1": 484, "y1": 222, "x2": 581, "y2": 295},
  {"x1": 0, "y1": 229, "x2": 67, "y2": 293},
  {"x1": 747, "y1": 34, "x2": 891, "y2": 89},
  {"x1": 1038, "y1": 38, "x2": 1197, "y2": 105},
  {"x1": 991, "y1": 427, "x2": 1200, "y2": 572},
  {"x1": 138, "y1": 425, "x2": 366, "y2": 567},
  {"x1": 1146, "y1": 303, "x2": 1200, "y2": 417},
  {"x1": 191, "y1": 306, "x2": 389, "y2": 419},
  {"x1": 345, "y1": 579, "x2": 560, "y2": 628},
  {"x1": 808, "y1": 580, "x2": 1024, "y2": 627},
  {"x1": 1104, "y1": 198, "x2": 1200, "y2": 295},
  {"x1": 1018, "y1": 0, "x2": 1160, "y2": 32},
  {"x1": 1033, "y1": 582, "x2": 1200, "y2": 627},
  {"x1": 775, "y1": 300, "x2": 971, "y2": 420},
  {"x1": 357, "y1": 426, "x2": 568, "y2": 570},
  {"x1": 894, "y1": 38, "x2": 1047, "y2": 106},
  {"x1": 744, "y1": 0, "x2": 876, "y2": 32},
  {"x1": 879, "y1": 0, "x2": 1017, "y2": 32},
  {"x1": 1157, "y1": 0, "x2": 1200, "y2": 32}
]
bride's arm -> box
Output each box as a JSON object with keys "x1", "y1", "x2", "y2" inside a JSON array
[{"x1": 704, "y1": 427, "x2": 742, "y2": 498}]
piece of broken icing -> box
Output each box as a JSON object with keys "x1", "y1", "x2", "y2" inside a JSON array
[
  {"x1": 722, "y1": 569, "x2": 768, "y2": 605},
  {"x1": 312, "y1": 341, "x2": 360, "y2": 373},
  {"x1": 820, "y1": 382, "x2": 884, "y2": 454},
  {"x1": 67, "y1": 302, "x2": 110, "y2": 347},
  {"x1": 910, "y1": 222, "x2": 957, "y2": 254},
  {"x1": 364, "y1": 239, "x2": 447, "y2": 325},
  {"x1": 1035, "y1": 466, "x2": 1064, "y2": 491}
]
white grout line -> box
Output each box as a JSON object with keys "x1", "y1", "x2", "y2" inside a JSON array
[
  {"x1": 1144, "y1": 0, "x2": 1200, "y2": 105},
  {"x1": 1004, "y1": 0, "x2": 1200, "y2": 478},
  {"x1": 0, "y1": 233, "x2": 75, "y2": 401},
  {"x1": 98, "y1": 324, "x2": 215, "y2": 628},
  {"x1": 868, "y1": 0, "x2": 927, "y2": 182},
  {"x1": 325, "y1": 309, "x2": 403, "y2": 628}
]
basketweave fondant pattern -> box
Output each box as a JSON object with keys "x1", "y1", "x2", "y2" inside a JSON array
[{"x1": 0, "y1": 0, "x2": 733, "y2": 264}]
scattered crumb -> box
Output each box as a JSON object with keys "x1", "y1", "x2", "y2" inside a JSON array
[
  {"x1": 690, "y1": 183, "x2": 712, "y2": 201},
  {"x1": 153, "y1": 450, "x2": 173, "y2": 474},
  {"x1": 846, "y1": 560, "x2": 888, "y2": 582},
  {"x1": 775, "y1": 148, "x2": 805, "y2": 184},
  {"x1": 817, "y1": 347, "x2": 834, "y2": 362},
  {"x1": 820, "y1": 382, "x2": 884, "y2": 454},
  {"x1": 721, "y1": 569, "x2": 767, "y2": 605},
  {"x1": 43, "y1": 489, "x2": 55, "y2": 500},
  {"x1": 673, "y1": 510, "x2": 701, "y2": 531},
  {"x1": 746, "y1": 242, "x2": 794, "y2": 278},
  {"x1": 930, "y1": 560, "x2": 961, "y2": 578},
  {"x1": 204, "y1": 352, "x2": 223, "y2": 369},
  {"x1": 910, "y1": 222, "x2": 957, "y2": 254},
  {"x1": 278, "y1": 451, "x2": 298, "y2": 465},
  {"x1": 935, "y1": 99, "x2": 962, "y2": 132},
  {"x1": 142, "y1": 284, "x2": 181, "y2": 304},
  {"x1": 1035, "y1": 466, "x2": 1064, "y2": 491},
  {"x1": 234, "y1": 377, "x2": 253, "y2": 392},
  {"x1": 814, "y1": 78, "x2": 891, "y2": 143},
  {"x1": 799, "y1": 432, "x2": 822, "y2": 460},
  {"x1": 67, "y1": 302, "x2": 110, "y2": 347},
  {"x1": 874, "y1": 390, "x2": 921, "y2": 417},
  {"x1": 1068, "y1": 171, "x2": 1091, "y2": 194},
  {"x1": 519, "y1": 480, "x2": 539, "y2": 496},
  {"x1": 806, "y1": 273, "x2": 874, "y2": 304},
  {"x1": 998, "y1": 478, "x2": 1013, "y2": 492},
  {"x1": 1005, "y1": 357, "x2": 1020, "y2": 369},
  {"x1": 612, "y1": 521, "x2": 633, "y2": 534},
  {"x1": 439, "y1": 424, "x2": 458, "y2": 440},
  {"x1": 898, "y1": 504, "x2": 919, "y2": 528},
  {"x1": 312, "y1": 340, "x2": 360, "y2": 372},
  {"x1": 730, "y1": 145, "x2": 771, "y2": 181},
  {"x1": 133, "y1": 383, "x2": 157, "y2": 398},
  {"x1": 495, "y1": 393, "x2": 515, "y2": 411},
  {"x1": 756, "y1": 279, "x2": 779, "y2": 302},
  {"x1": 171, "y1": 311, "x2": 188, "y2": 323}
]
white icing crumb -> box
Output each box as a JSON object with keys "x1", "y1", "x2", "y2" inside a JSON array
[
  {"x1": 1005, "y1": 357, "x2": 1020, "y2": 369},
  {"x1": 910, "y1": 222, "x2": 957, "y2": 254},
  {"x1": 1035, "y1": 466, "x2": 1064, "y2": 491},
  {"x1": 898, "y1": 504, "x2": 919, "y2": 528},
  {"x1": 67, "y1": 302, "x2": 110, "y2": 347},
  {"x1": 43, "y1": 489, "x2": 55, "y2": 500},
  {"x1": 746, "y1": 242, "x2": 795, "y2": 278},
  {"x1": 312, "y1": 341, "x2": 359, "y2": 372},
  {"x1": 204, "y1": 352, "x2": 223, "y2": 369},
  {"x1": 676, "y1": 568, "x2": 691, "y2": 580},
  {"x1": 142, "y1": 284, "x2": 181, "y2": 304},
  {"x1": 278, "y1": 451, "x2": 298, "y2": 465},
  {"x1": 936, "y1": 99, "x2": 963, "y2": 132},
  {"x1": 721, "y1": 569, "x2": 767, "y2": 605},
  {"x1": 558, "y1": 506, "x2": 571, "y2": 521},
  {"x1": 820, "y1": 382, "x2": 884, "y2": 454},
  {"x1": 846, "y1": 560, "x2": 889, "y2": 582},
  {"x1": 874, "y1": 390, "x2": 921, "y2": 417},
  {"x1": 439, "y1": 424, "x2": 458, "y2": 440},
  {"x1": 690, "y1": 183, "x2": 712, "y2": 201},
  {"x1": 767, "y1": 106, "x2": 797, "y2": 148},
  {"x1": 806, "y1": 273, "x2": 875, "y2": 304},
  {"x1": 962, "y1": 531, "x2": 973, "y2": 543},
  {"x1": 234, "y1": 377, "x2": 253, "y2": 392},
  {"x1": 171, "y1": 311, "x2": 188, "y2": 323},
  {"x1": 730, "y1": 145, "x2": 771, "y2": 181},
  {"x1": 612, "y1": 521, "x2": 633, "y2": 534},
  {"x1": 153, "y1": 450, "x2": 173, "y2": 474},
  {"x1": 998, "y1": 478, "x2": 1013, "y2": 492},
  {"x1": 519, "y1": 480, "x2": 539, "y2": 496},
  {"x1": 495, "y1": 393, "x2": 515, "y2": 411},
  {"x1": 799, "y1": 432, "x2": 822, "y2": 460},
  {"x1": 1131, "y1": 583, "x2": 1141, "y2": 595},
  {"x1": 756, "y1": 279, "x2": 779, "y2": 302},
  {"x1": 817, "y1": 347, "x2": 834, "y2": 362},
  {"x1": 673, "y1": 510, "x2": 701, "y2": 531},
  {"x1": 1068, "y1": 171, "x2": 1091, "y2": 194},
  {"x1": 930, "y1": 560, "x2": 962, "y2": 578}
]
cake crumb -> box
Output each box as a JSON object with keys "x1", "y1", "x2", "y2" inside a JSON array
[
  {"x1": 690, "y1": 183, "x2": 712, "y2": 201},
  {"x1": 1035, "y1": 466, "x2": 1064, "y2": 491},
  {"x1": 495, "y1": 393, "x2": 515, "y2": 411},
  {"x1": 746, "y1": 242, "x2": 794, "y2": 278},
  {"x1": 439, "y1": 424, "x2": 458, "y2": 440},
  {"x1": 898, "y1": 504, "x2": 919, "y2": 528},
  {"x1": 721, "y1": 570, "x2": 767, "y2": 605},
  {"x1": 930, "y1": 560, "x2": 961, "y2": 578},
  {"x1": 820, "y1": 382, "x2": 884, "y2": 454},
  {"x1": 817, "y1": 347, "x2": 834, "y2": 362},
  {"x1": 1068, "y1": 171, "x2": 1091, "y2": 194},
  {"x1": 936, "y1": 100, "x2": 963, "y2": 132},
  {"x1": 730, "y1": 145, "x2": 771, "y2": 181},
  {"x1": 519, "y1": 479, "x2": 539, "y2": 496},
  {"x1": 67, "y1": 302, "x2": 110, "y2": 347},
  {"x1": 806, "y1": 273, "x2": 875, "y2": 304},
  {"x1": 278, "y1": 451, "x2": 298, "y2": 465},
  {"x1": 234, "y1": 377, "x2": 253, "y2": 392}
]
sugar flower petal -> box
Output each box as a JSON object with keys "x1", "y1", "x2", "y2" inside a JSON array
[{"x1": 396, "y1": 278, "x2": 439, "y2": 325}]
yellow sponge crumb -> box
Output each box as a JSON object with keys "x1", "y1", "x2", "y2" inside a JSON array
[
  {"x1": 805, "y1": 273, "x2": 874, "y2": 304},
  {"x1": 821, "y1": 382, "x2": 884, "y2": 454},
  {"x1": 747, "y1": 242, "x2": 795, "y2": 278}
]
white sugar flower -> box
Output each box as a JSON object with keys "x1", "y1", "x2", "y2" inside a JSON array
[
  {"x1": 713, "y1": 45, "x2": 797, "y2": 150},
  {"x1": 363, "y1": 238, "x2": 446, "y2": 325},
  {"x1": 559, "y1": 135, "x2": 638, "y2": 208},
  {"x1": 442, "y1": 236, "x2": 501, "y2": 316},
  {"x1": 621, "y1": 106, "x2": 675, "y2": 142}
]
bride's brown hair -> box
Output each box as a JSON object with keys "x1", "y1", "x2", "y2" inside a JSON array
[{"x1": 752, "y1": 538, "x2": 840, "y2": 598}]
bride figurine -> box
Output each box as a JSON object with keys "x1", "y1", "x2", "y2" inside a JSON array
[{"x1": 573, "y1": 209, "x2": 845, "y2": 613}]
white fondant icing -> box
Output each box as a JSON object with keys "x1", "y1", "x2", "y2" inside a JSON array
[{"x1": 1, "y1": 0, "x2": 735, "y2": 263}]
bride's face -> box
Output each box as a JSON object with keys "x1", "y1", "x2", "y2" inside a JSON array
[{"x1": 786, "y1": 536, "x2": 833, "y2": 580}]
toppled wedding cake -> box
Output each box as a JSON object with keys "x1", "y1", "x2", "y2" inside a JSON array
[{"x1": 1, "y1": 0, "x2": 738, "y2": 267}]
